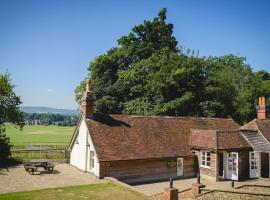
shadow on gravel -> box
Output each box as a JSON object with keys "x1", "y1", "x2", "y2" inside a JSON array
[
  {"x1": 30, "y1": 169, "x2": 61, "y2": 176},
  {"x1": 0, "y1": 158, "x2": 23, "y2": 170}
]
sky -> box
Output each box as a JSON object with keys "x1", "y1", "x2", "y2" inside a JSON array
[{"x1": 0, "y1": 0, "x2": 270, "y2": 109}]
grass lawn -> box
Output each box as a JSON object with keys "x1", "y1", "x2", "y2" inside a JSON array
[
  {"x1": 0, "y1": 183, "x2": 149, "y2": 200},
  {"x1": 5, "y1": 125, "x2": 74, "y2": 146}
]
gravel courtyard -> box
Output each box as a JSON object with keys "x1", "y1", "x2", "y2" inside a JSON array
[{"x1": 0, "y1": 163, "x2": 106, "y2": 194}]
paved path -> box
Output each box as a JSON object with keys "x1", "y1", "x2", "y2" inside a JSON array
[
  {"x1": 0, "y1": 163, "x2": 106, "y2": 194},
  {"x1": 132, "y1": 177, "x2": 270, "y2": 196},
  {"x1": 132, "y1": 178, "x2": 197, "y2": 196}
]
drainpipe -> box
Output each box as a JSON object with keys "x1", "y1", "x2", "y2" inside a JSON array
[
  {"x1": 215, "y1": 131, "x2": 219, "y2": 181},
  {"x1": 269, "y1": 153, "x2": 270, "y2": 179}
]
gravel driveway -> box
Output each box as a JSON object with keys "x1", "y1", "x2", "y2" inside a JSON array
[{"x1": 0, "y1": 163, "x2": 106, "y2": 194}]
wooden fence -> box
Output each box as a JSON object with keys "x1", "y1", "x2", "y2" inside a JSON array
[{"x1": 11, "y1": 145, "x2": 70, "y2": 162}]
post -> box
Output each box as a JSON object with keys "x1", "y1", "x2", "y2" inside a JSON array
[
  {"x1": 164, "y1": 178, "x2": 178, "y2": 200},
  {"x1": 192, "y1": 183, "x2": 205, "y2": 197},
  {"x1": 170, "y1": 178, "x2": 173, "y2": 188},
  {"x1": 197, "y1": 173, "x2": 200, "y2": 184},
  {"x1": 231, "y1": 179, "x2": 234, "y2": 188}
]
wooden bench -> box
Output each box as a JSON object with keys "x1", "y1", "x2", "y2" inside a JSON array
[{"x1": 24, "y1": 160, "x2": 55, "y2": 175}]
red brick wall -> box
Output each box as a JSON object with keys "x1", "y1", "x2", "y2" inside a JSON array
[
  {"x1": 99, "y1": 156, "x2": 196, "y2": 183},
  {"x1": 195, "y1": 151, "x2": 217, "y2": 179}
]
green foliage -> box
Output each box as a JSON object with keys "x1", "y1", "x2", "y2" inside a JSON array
[
  {"x1": 75, "y1": 8, "x2": 270, "y2": 124},
  {"x1": 0, "y1": 73, "x2": 24, "y2": 161},
  {"x1": 23, "y1": 113, "x2": 79, "y2": 126},
  {"x1": 0, "y1": 126, "x2": 12, "y2": 160}
]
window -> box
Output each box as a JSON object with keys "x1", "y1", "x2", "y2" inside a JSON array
[
  {"x1": 90, "y1": 151, "x2": 95, "y2": 169},
  {"x1": 201, "y1": 151, "x2": 211, "y2": 168}
]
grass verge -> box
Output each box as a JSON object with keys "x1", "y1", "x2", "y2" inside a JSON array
[{"x1": 0, "y1": 183, "x2": 150, "y2": 200}]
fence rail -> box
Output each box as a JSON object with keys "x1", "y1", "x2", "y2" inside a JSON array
[{"x1": 11, "y1": 145, "x2": 70, "y2": 162}]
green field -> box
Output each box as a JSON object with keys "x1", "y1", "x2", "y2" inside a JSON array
[
  {"x1": 0, "y1": 183, "x2": 149, "y2": 200},
  {"x1": 5, "y1": 125, "x2": 74, "y2": 146}
]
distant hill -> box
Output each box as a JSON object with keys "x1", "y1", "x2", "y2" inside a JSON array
[{"x1": 20, "y1": 106, "x2": 79, "y2": 115}]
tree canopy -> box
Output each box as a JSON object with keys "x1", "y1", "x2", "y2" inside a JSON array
[
  {"x1": 0, "y1": 73, "x2": 24, "y2": 161},
  {"x1": 75, "y1": 8, "x2": 270, "y2": 125}
]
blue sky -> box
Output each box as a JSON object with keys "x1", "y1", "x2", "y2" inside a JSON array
[{"x1": 0, "y1": 0, "x2": 269, "y2": 109}]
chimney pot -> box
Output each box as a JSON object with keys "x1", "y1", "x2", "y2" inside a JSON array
[
  {"x1": 81, "y1": 79, "x2": 94, "y2": 117},
  {"x1": 86, "y1": 79, "x2": 92, "y2": 92},
  {"x1": 257, "y1": 96, "x2": 267, "y2": 120}
]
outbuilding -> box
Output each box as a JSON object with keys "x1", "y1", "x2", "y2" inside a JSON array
[{"x1": 68, "y1": 80, "x2": 270, "y2": 183}]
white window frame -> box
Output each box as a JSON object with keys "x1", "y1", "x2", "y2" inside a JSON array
[
  {"x1": 90, "y1": 151, "x2": 95, "y2": 169},
  {"x1": 201, "y1": 151, "x2": 211, "y2": 168}
]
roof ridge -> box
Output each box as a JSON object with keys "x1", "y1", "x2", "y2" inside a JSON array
[
  {"x1": 93, "y1": 113, "x2": 235, "y2": 121},
  {"x1": 127, "y1": 115, "x2": 234, "y2": 120}
]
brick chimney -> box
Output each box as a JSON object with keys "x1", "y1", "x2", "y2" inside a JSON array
[
  {"x1": 81, "y1": 79, "x2": 94, "y2": 117},
  {"x1": 257, "y1": 96, "x2": 267, "y2": 120}
]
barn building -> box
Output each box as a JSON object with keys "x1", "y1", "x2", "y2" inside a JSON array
[{"x1": 68, "y1": 81, "x2": 270, "y2": 183}]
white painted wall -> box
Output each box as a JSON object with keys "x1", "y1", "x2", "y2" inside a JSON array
[
  {"x1": 86, "y1": 128, "x2": 100, "y2": 176},
  {"x1": 70, "y1": 119, "x2": 100, "y2": 177},
  {"x1": 70, "y1": 119, "x2": 88, "y2": 171}
]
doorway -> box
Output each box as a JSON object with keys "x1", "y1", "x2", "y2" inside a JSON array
[
  {"x1": 249, "y1": 152, "x2": 260, "y2": 178},
  {"x1": 261, "y1": 152, "x2": 269, "y2": 178},
  {"x1": 218, "y1": 152, "x2": 224, "y2": 177},
  {"x1": 227, "y1": 152, "x2": 238, "y2": 180}
]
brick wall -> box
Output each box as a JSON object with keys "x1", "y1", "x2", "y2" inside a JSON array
[
  {"x1": 197, "y1": 151, "x2": 217, "y2": 179},
  {"x1": 99, "y1": 156, "x2": 196, "y2": 184}
]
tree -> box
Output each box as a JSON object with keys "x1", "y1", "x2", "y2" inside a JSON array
[
  {"x1": 75, "y1": 8, "x2": 180, "y2": 113},
  {"x1": 115, "y1": 49, "x2": 208, "y2": 116},
  {"x1": 0, "y1": 73, "x2": 24, "y2": 162},
  {"x1": 206, "y1": 55, "x2": 264, "y2": 123},
  {"x1": 75, "y1": 8, "x2": 270, "y2": 124}
]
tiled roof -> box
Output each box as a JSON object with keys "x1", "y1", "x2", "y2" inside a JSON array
[
  {"x1": 191, "y1": 129, "x2": 217, "y2": 149},
  {"x1": 218, "y1": 130, "x2": 251, "y2": 149},
  {"x1": 86, "y1": 114, "x2": 240, "y2": 161},
  {"x1": 239, "y1": 119, "x2": 270, "y2": 143},
  {"x1": 191, "y1": 129, "x2": 249, "y2": 150},
  {"x1": 239, "y1": 119, "x2": 258, "y2": 132}
]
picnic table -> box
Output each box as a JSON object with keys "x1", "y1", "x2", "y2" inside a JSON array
[{"x1": 24, "y1": 159, "x2": 54, "y2": 175}]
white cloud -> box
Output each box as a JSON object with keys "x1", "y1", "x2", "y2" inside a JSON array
[{"x1": 47, "y1": 89, "x2": 54, "y2": 93}]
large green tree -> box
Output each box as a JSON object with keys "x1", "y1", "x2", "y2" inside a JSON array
[
  {"x1": 0, "y1": 73, "x2": 24, "y2": 162},
  {"x1": 75, "y1": 8, "x2": 269, "y2": 124},
  {"x1": 76, "y1": 8, "x2": 179, "y2": 113}
]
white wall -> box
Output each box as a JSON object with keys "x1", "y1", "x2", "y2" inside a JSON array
[
  {"x1": 86, "y1": 132, "x2": 100, "y2": 176},
  {"x1": 70, "y1": 119, "x2": 100, "y2": 177},
  {"x1": 70, "y1": 119, "x2": 88, "y2": 171}
]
